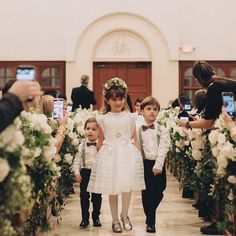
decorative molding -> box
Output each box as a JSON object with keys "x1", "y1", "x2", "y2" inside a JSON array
[
  {"x1": 94, "y1": 30, "x2": 150, "y2": 60},
  {"x1": 112, "y1": 35, "x2": 131, "y2": 55}
]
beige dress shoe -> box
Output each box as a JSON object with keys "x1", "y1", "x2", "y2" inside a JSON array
[
  {"x1": 112, "y1": 222, "x2": 122, "y2": 233},
  {"x1": 121, "y1": 216, "x2": 132, "y2": 231}
]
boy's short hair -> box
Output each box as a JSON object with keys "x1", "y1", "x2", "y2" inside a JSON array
[
  {"x1": 84, "y1": 117, "x2": 98, "y2": 130},
  {"x1": 140, "y1": 96, "x2": 160, "y2": 111},
  {"x1": 135, "y1": 97, "x2": 143, "y2": 105}
]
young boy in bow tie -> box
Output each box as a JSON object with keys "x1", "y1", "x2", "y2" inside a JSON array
[
  {"x1": 72, "y1": 117, "x2": 102, "y2": 229},
  {"x1": 138, "y1": 96, "x2": 170, "y2": 233}
]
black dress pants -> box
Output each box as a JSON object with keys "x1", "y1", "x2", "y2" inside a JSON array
[
  {"x1": 142, "y1": 160, "x2": 166, "y2": 225},
  {"x1": 80, "y1": 168, "x2": 102, "y2": 221}
]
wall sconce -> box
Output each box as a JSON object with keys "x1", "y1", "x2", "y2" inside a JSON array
[{"x1": 179, "y1": 45, "x2": 195, "y2": 53}]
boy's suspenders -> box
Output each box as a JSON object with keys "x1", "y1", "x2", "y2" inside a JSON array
[
  {"x1": 138, "y1": 125, "x2": 161, "y2": 160},
  {"x1": 81, "y1": 141, "x2": 86, "y2": 168},
  {"x1": 138, "y1": 127, "x2": 146, "y2": 159}
]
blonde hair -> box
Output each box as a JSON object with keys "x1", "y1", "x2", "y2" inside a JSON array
[
  {"x1": 40, "y1": 95, "x2": 54, "y2": 117},
  {"x1": 23, "y1": 81, "x2": 41, "y2": 112}
]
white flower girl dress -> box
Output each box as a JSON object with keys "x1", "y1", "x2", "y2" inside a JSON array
[{"x1": 87, "y1": 111, "x2": 145, "y2": 194}]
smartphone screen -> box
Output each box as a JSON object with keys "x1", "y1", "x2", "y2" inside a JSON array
[
  {"x1": 53, "y1": 99, "x2": 64, "y2": 119},
  {"x1": 184, "y1": 102, "x2": 192, "y2": 112},
  {"x1": 222, "y1": 92, "x2": 235, "y2": 116},
  {"x1": 16, "y1": 67, "x2": 36, "y2": 81},
  {"x1": 179, "y1": 116, "x2": 189, "y2": 122},
  {"x1": 67, "y1": 104, "x2": 72, "y2": 112}
]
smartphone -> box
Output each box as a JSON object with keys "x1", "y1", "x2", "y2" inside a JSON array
[
  {"x1": 184, "y1": 102, "x2": 192, "y2": 112},
  {"x1": 222, "y1": 92, "x2": 235, "y2": 117},
  {"x1": 16, "y1": 66, "x2": 36, "y2": 81},
  {"x1": 53, "y1": 98, "x2": 64, "y2": 119},
  {"x1": 179, "y1": 116, "x2": 189, "y2": 122},
  {"x1": 67, "y1": 104, "x2": 72, "y2": 112}
]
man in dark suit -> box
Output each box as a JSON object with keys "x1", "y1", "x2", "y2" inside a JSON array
[{"x1": 71, "y1": 75, "x2": 96, "y2": 111}]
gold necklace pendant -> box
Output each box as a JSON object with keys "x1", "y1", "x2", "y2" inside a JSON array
[{"x1": 116, "y1": 132, "x2": 121, "y2": 138}]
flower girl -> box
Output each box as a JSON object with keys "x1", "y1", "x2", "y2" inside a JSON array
[{"x1": 87, "y1": 77, "x2": 145, "y2": 233}]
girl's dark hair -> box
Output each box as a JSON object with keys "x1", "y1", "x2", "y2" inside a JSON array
[
  {"x1": 101, "y1": 87, "x2": 129, "y2": 113},
  {"x1": 193, "y1": 60, "x2": 235, "y2": 88},
  {"x1": 171, "y1": 98, "x2": 179, "y2": 108},
  {"x1": 140, "y1": 96, "x2": 160, "y2": 111},
  {"x1": 178, "y1": 94, "x2": 190, "y2": 106},
  {"x1": 84, "y1": 117, "x2": 98, "y2": 130}
]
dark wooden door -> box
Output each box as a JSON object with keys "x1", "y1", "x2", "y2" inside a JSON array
[{"x1": 93, "y1": 62, "x2": 151, "y2": 110}]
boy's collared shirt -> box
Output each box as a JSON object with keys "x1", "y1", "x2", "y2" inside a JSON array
[
  {"x1": 72, "y1": 139, "x2": 97, "y2": 175},
  {"x1": 140, "y1": 121, "x2": 170, "y2": 171}
]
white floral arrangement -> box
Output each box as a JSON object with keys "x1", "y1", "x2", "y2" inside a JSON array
[
  {"x1": 157, "y1": 107, "x2": 180, "y2": 129},
  {"x1": 188, "y1": 129, "x2": 206, "y2": 161},
  {"x1": 209, "y1": 116, "x2": 236, "y2": 180},
  {"x1": 0, "y1": 117, "x2": 33, "y2": 236},
  {"x1": 103, "y1": 77, "x2": 128, "y2": 96},
  {"x1": 71, "y1": 108, "x2": 100, "y2": 144}
]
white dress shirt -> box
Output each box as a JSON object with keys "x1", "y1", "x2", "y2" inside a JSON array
[
  {"x1": 140, "y1": 122, "x2": 170, "y2": 170},
  {"x1": 72, "y1": 140, "x2": 97, "y2": 175}
]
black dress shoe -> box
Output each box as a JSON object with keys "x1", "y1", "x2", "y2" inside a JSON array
[
  {"x1": 146, "y1": 225, "x2": 156, "y2": 233},
  {"x1": 79, "y1": 219, "x2": 89, "y2": 228},
  {"x1": 200, "y1": 222, "x2": 223, "y2": 235},
  {"x1": 93, "y1": 219, "x2": 102, "y2": 227}
]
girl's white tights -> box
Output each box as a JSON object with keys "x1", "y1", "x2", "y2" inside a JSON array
[{"x1": 109, "y1": 192, "x2": 131, "y2": 223}]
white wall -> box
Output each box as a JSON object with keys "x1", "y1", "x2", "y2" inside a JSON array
[{"x1": 1, "y1": 0, "x2": 236, "y2": 106}]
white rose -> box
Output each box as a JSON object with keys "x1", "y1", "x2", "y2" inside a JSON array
[
  {"x1": 189, "y1": 129, "x2": 202, "y2": 140},
  {"x1": 220, "y1": 142, "x2": 234, "y2": 159},
  {"x1": 227, "y1": 175, "x2": 236, "y2": 185},
  {"x1": 0, "y1": 125, "x2": 16, "y2": 145},
  {"x1": 216, "y1": 167, "x2": 226, "y2": 177},
  {"x1": 184, "y1": 140, "x2": 190, "y2": 146},
  {"x1": 212, "y1": 147, "x2": 220, "y2": 157},
  {"x1": 51, "y1": 162, "x2": 61, "y2": 178},
  {"x1": 217, "y1": 133, "x2": 226, "y2": 144},
  {"x1": 191, "y1": 139, "x2": 204, "y2": 149},
  {"x1": 68, "y1": 132, "x2": 75, "y2": 139},
  {"x1": 33, "y1": 147, "x2": 42, "y2": 158},
  {"x1": 0, "y1": 158, "x2": 10, "y2": 182},
  {"x1": 208, "y1": 131, "x2": 218, "y2": 145},
  {"x1": 72, "y1": 138, "x2": 79, "y2": 146},
  {"x1": 192, "y1": 149, "x2": 202, "y2": 161},
  {"x1": 217, "y1": 154, "x2": 228, "y2": 168},
  {"x1": 64, "y1": 154, "x2": 73, "y2": 164}
]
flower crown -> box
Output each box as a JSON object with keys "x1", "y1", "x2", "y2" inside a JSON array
[{"x1": 103, "y1": 77, "x2": 128, "y2": 96}]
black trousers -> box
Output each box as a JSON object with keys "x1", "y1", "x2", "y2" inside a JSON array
[
  {"x1": 80, "y1": 168, "x2": 102, "y2": 221},
  {"x1": 142, "y1": 159, "x2": 166, "y2": 225}
]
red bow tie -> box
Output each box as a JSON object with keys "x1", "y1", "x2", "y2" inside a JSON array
[
  {"x1": 87, "y1": 142, "x2": 97, "y2": 147},
  {"x1": 142, "y1": 124, "x2": 155, "y2": 131}
]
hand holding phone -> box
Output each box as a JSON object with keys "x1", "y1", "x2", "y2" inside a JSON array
[
  {"x1": 222, "y1": 92, "x2": 235, "y2": 117},
  {"x1": 53, "y1": 98, "x2": 64, "y2": 119}
]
